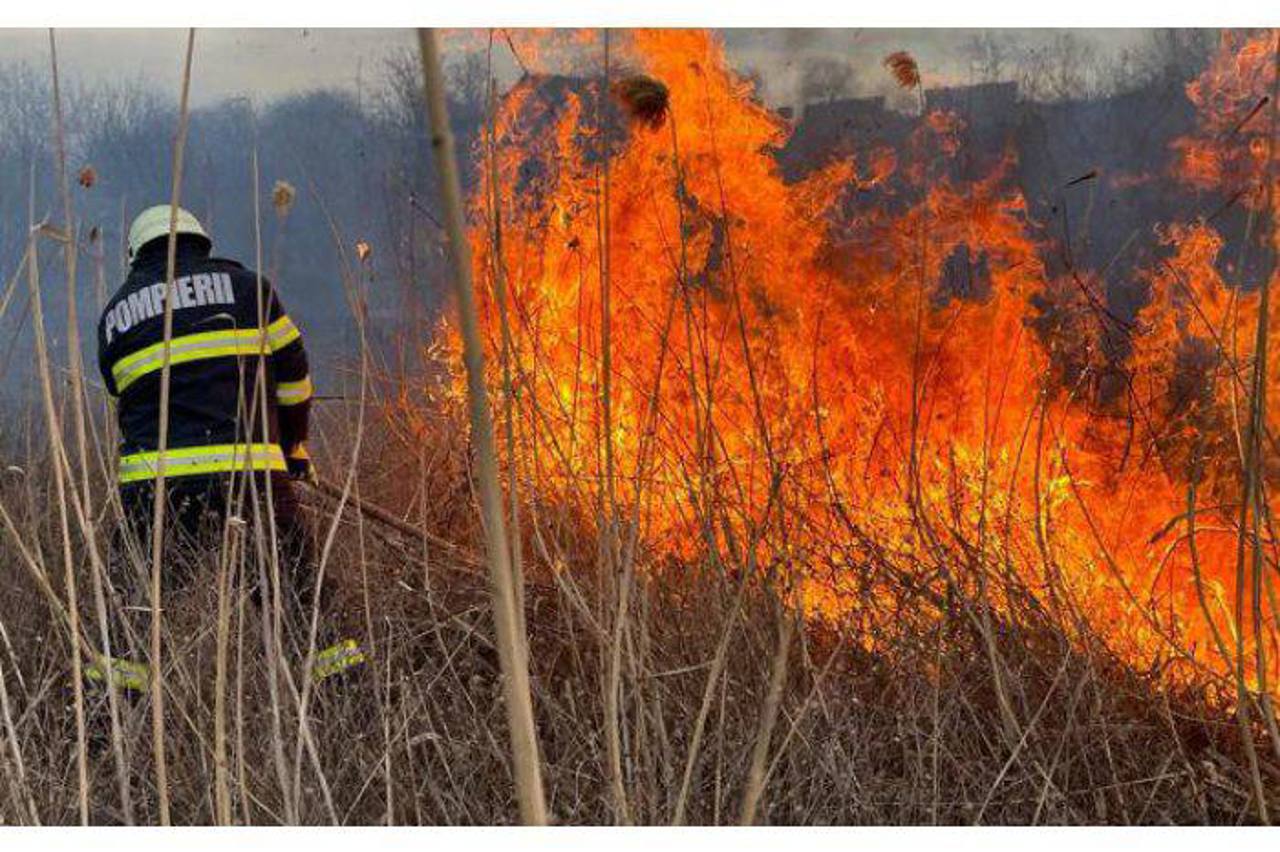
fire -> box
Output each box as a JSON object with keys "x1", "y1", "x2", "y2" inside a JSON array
[
  {"x1": 1175, "y1": 30, "x2": 1275, "y2": 201},
  {"x1": 440, "y1": 28, "x2": 1279, "y2": 694}
]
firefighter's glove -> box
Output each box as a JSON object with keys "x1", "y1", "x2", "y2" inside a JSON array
[
  {"x1": 86, "y1": 654, "x2": 149, "y2": 693},
  {"x1": 287, "y1": 444, "x2": 316, "y2": 484}
]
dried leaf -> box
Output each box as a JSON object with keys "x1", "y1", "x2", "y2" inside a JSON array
[
  {"x1": 883, "y1": 51, "x2": 921, "y2": 90},
  {"x1": 272, "y1": 179, "x2": 297, "y2": 216},
  {"x1": 35, "y1": 222, "x2": 69, "y2": 243},
  {"x1": 612, "y1": 75, "x2": 670, "y2": 131},
  {"x1": 77, "y1": 165, "x2": 96, "y2": 189}
]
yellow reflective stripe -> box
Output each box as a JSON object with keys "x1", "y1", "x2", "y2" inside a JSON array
[
  {"x1": 112, "y1": 328, "x2": 270, "y2": 392},
  {"x1": 85, "y1": 655, "x2": 149, "y2": 692},
  {"x1": 267, "y1": 315, "x2": 301, "y2": 351},
  {"x1": 118, "y1": 443, "x2": 286, "y2": 484},
  {"x1": 110, "y1": 318, "x2": 302, "y2": 391},
  {"x1": 312, "y1": 639, "x2": 367, "y2": 683},
  {"x1": 276, "y1": 375, "x2": 313, "y2": 406}
]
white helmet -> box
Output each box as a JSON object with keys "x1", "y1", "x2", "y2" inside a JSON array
[{"x1": 127, "y1": 205, "x2": 210, "y2": 259}]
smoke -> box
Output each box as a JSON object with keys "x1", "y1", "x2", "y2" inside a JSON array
[
  {"x1": 720, "y1": 29, "x2": 1212, "y2": 113},
  {"x1": 781, "y1": 29, "x2": 829, "y2": 54},
  {"x1": 798, "y1": 56, "x2": 858, "y2": 105}
]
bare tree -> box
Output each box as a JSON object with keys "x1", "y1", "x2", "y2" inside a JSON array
[
  {"x1": 966, "y1": 32, "x2": 1015, "y2": 84},
  {"x1": 447, "y1": 50, "x2": 489, "y2": 127},
  {"x1": 1015, "y1": 32, "x2": 1100, "y2": 101},
  {"x1": 1122, "y1": 28, "x2": 1216, "y2": 89},
  {"x1": 799, "y1": 56, "x2": 857, "y2": 105}
]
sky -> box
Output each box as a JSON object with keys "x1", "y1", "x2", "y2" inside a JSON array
[{"x1": 0, "y1": 28, "x2": 1158, "y2": 110}]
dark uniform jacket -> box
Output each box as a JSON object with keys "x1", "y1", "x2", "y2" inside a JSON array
[{"x1": 97, "y1": 236, "x2": 312, "y2": 486}]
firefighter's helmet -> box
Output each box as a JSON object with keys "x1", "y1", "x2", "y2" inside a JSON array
[{"x1": 127, "y1": 205, "x2": 210, "y2": 259}]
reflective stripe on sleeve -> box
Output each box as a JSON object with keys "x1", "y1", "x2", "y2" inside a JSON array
[
  {"x1": 118, "y1": 443, "x2": 286, "y2": 484},
  {"x1": 276, "y1": 375, "x2": 313, "y2": 406},
  {"x1": 267, "y1": 315, "x2": 301, "y2": 351},
  {"x1": 111, "y1": 328, "x2": 271, "y2": 393}
]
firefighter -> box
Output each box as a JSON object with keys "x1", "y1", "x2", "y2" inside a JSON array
[{"x1": 92, "y1": 204, "x2": 363, "y2": 690}]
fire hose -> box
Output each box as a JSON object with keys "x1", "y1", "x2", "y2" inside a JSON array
[
  {"x1": 301, "y1": 474, "x2": 565, "y2": 600},
  {"x1": 299, "y1": 475, "x2": 482, "y2": 568}
]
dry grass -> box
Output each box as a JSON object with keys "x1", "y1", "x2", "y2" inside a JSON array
[{"x1": 0, "y1": 376, "x2": 1276, "y2": 825}]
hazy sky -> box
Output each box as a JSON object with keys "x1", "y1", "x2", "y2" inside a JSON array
[{"x1": 0, "y1": 28, "x2": 1156, "y2": 109}]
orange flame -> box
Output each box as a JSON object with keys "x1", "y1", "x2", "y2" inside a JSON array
[{"x1": 442, "y1": 28, "x2": 1280, "y2": 693}]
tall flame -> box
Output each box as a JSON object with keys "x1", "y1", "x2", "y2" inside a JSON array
[{"x1": 441, "y1": 29, "x2": 1280, "y2": 693}]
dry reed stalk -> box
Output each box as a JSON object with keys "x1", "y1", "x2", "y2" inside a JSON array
[
  {"x1": 48, "y1": 30, "x2": 134, "y2": 824},
  {"x1": 0, "y1": 246, "x2": 29, "y2": 327},
  {"x1": 972, "y1": 655, "x2": 1070, "y2": 824},
  {"x1": 597, "y1": 31, "x2": 617, "y2": 527},
  {"x1": 94, "y1": 211, "x2": 121, "y2": 483},
  {"x1": 0, "y1": 498, "x2": 83, "y2": 652},
  {"x1": 234, "y1": 547, "x2": 251, "y2": 825},
  {"x1": 213, "y1": 518, "x2": 243, "y2": 824},
  {"x1": 610, "y1": 235, "x2": 682, "y2": 817},
  {"x1": 738, "y1": 600, "x2": 794, "y2": 825},
  {"x1": 245, "y1": 133, "x2": 302, "y2": 827},
  {"x1": 47, "y1": 30, "x2": 92, "y2": 518},
  {"x1": 146, "y1": 28, "x2": 197, "y2": 824},
  {"x1": 1249, "y1": 32, "x2": 1280, "y2": 769},
  {"x1": 248, "y1": 511, "x2": 295, "y2": 822},
  {"x1": 1187, "y1": 475, "x2": 1235, "y2": 673},
  {"x1": 690, "y1": 66, "x2": 798, "y2": 824},
  {"x1": 664, "y1": 77, "x2": 793, "y2": 820},
  {"x1": 288, "y1": 186, "x2": 371, "y2": 825},
  {"x1": 759, "y1": 626, "x2": 850, "y2": 792},
  {"x1": 52, "y1": 433, "x2": 134, "y2": 821},
  {"x1": 1223, "y1": 33, "x2": 1280, "y2": 825},
  {"x1": 26, "y1": 169, "x2": 89, "y2": 825},
  {"x1": 594, "y1": 28, "x2": 634, "y2": 827},
  {"x1": 887, "y1": 50, "x2": 934, "y2": 560},
  {"x1": 670, "y1": 535, "x2": 768, "y2": 825},
  {"x1": 380, "y1": 641, "x2": 399, "y2": 825},
  {"x1": 611, "y1": 72, "x2": 734, "y2": 825},
  {"x1": 0, "y1": 646, "x2": 37, "y2": 824},
  {"x1": 482, "y1": 35, "x2": 529, "y2": 649},
  {"x1": 91, "y1": 225, "x2": 107, "y2": 310},
  {"x1": 418, "y1": 27, "x2": 547, "y2": 825},
  {"x1": 1229, "y1": 205, "x2": 1264, "y2": 739},
  {"x1": 251, "y1": 171, "x2": 340, "y2": 832}
]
